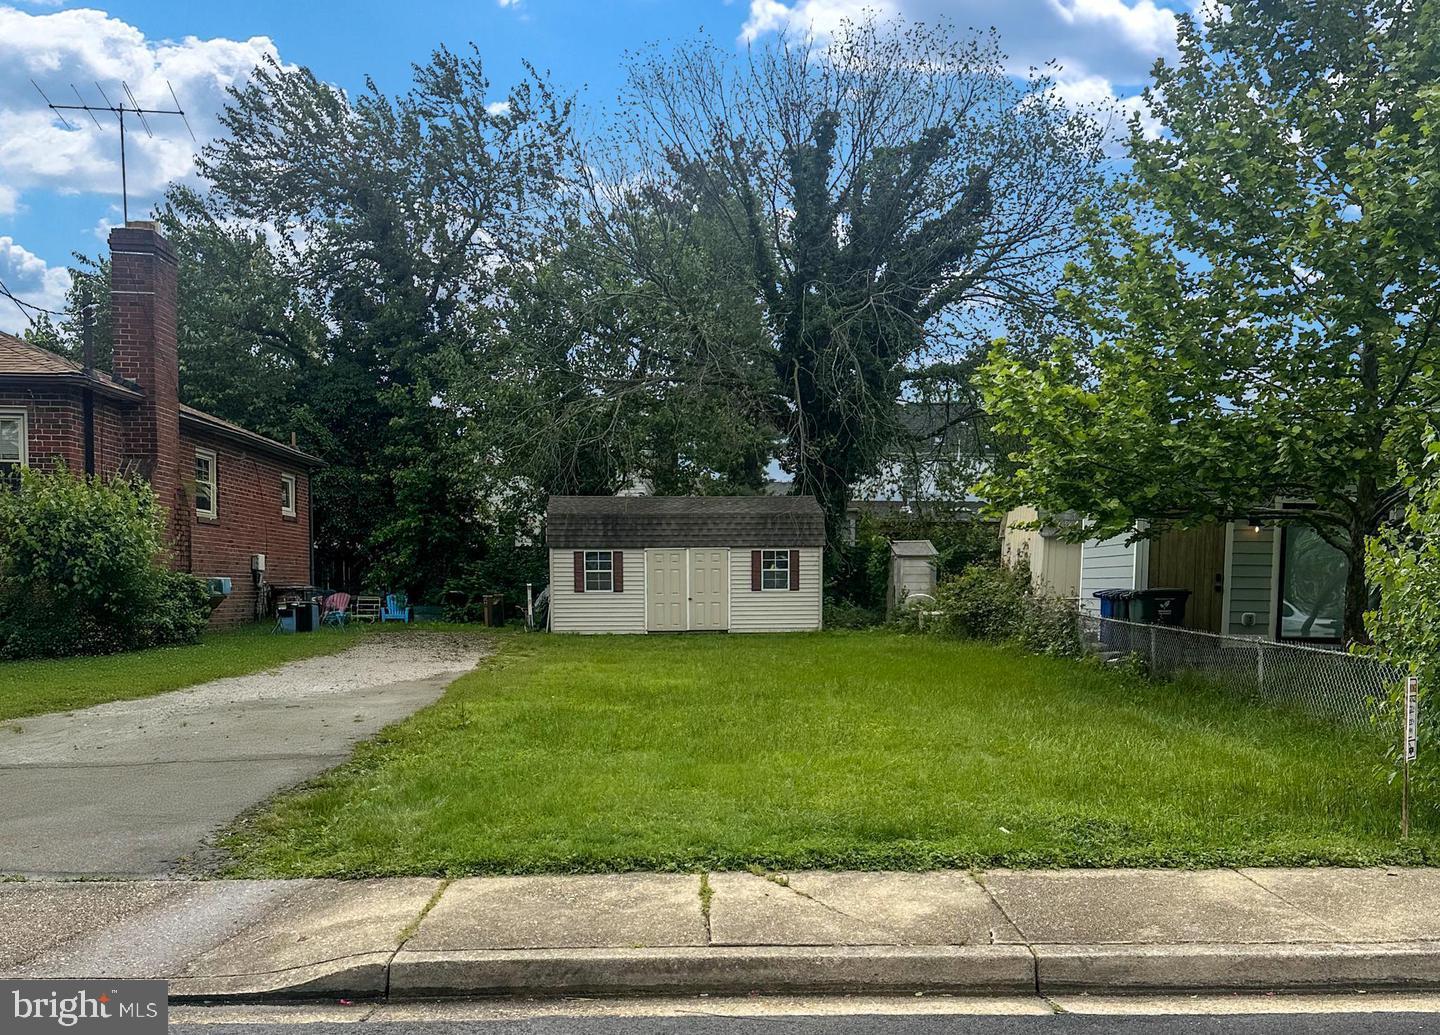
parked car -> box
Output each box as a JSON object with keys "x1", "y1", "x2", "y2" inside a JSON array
[{"x1": 1281, "y1": 600, "x2": 1339, "y2": 640}]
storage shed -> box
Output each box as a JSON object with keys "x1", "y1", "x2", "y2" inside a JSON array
[
  {"x1": 887, "y1": 540, "x2": 938, "y2": 612},
  {"x1": 546, "y1": 495, "x2": 825, "y2": 634}
]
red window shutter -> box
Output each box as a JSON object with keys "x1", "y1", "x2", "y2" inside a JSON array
[
  {"x1": 613, "y1": 551, "x2": 624, "y2": 593},
  {"x1": 573, "y1": 551, "x2": 585, "y2": 593},
  {"x1": 751, "y1": 550, "x2": 761, "y2": 591},
  {"x1": 789, "y1": 549, "x2": 801, "y2": 591}
]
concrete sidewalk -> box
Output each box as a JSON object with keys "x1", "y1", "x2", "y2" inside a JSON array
[{"x1": 4, "y1": 868, "x2": 1440, "y2": 1000}]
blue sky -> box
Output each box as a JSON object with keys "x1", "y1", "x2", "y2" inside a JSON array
[{"x1": 0, "y1": 0, "x2": 1190, "y2": 333}]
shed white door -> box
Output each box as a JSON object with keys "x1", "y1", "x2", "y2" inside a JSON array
[
  {"x1": 689, "y1": 548, "x2": 729, "y2": 631},
  {"x1": 647, "y1": 549, "x2": 687, "y2": 631}
]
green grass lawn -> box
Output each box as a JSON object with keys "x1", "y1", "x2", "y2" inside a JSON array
[
  {"x1": 0, "y1": 624, "x2": 365, "y2": 722},
  {"x1": 220, "y1": 630, "x2": 1435, "y2": 877}
]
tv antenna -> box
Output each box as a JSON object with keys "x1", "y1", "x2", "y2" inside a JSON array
[{"x1": 32, "y1": 79, "x2": 197, "y2": 224}]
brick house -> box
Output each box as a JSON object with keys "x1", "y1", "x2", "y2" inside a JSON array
[{"x1": 0, "y1": 222, "x2": 321, "y2": 626}]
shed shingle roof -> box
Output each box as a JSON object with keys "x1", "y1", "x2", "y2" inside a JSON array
[{"x1": 547, "y1": 495, "x2": 826, "y2": 549}]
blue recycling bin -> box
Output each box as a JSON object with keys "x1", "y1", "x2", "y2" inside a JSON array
[{"x1": 1092, "y1": 588, "x2": 1134, "y2": 647}]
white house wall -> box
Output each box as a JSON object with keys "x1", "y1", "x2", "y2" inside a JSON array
[
  {"x1": 548, "y1": 549, "x2": 647, "y2": 634},
  {"x1": 1078, "y1": 533, "x2": 1144, "y2": 615},
  {"x1": 728, "y1": 547, "x2": 824, "y2": 632}
]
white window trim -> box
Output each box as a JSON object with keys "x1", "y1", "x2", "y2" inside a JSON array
[
  {"x1": 195, "y1": 448, "x2": 218, "y2": 519},
  {"x1": 0, "y1": 409, "x2": 27, "y2": 467},
  {"x1": 280, "y1": 473, "x2": 297, "y2": 517},
  {"x1": 760, "y1": 548, "x2": 790, "y2": 591},
  {"x1": 584, "y1": 549, "x2": 614, "y2": 593}
]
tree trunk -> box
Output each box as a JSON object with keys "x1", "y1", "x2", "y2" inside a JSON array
[{"x1": 1343, "y1": 531, "x2": 1371, "y2": 647}]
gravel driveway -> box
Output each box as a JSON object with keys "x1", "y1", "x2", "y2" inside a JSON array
[{"x1": 0, "y1": 632, "x2": 486, "y2": 878}]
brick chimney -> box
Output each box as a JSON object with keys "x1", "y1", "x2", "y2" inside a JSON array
[{"x1": 110, "y1": 221, "x2": 183, "y2": 544}]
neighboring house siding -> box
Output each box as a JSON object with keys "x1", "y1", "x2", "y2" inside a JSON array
[
  {"x1": 728, "y1": 547, "x2": 823, "y2": 632},
  {"x1": 1079, "y1": 534, "x2": 1141, "y2": 614},
  {"x1": 549, "y1": 548, "x2": 647, "y2": 634},
  {"x1": 182, "y1": 427, "x2": 312, "y2": 627},
  {"x1": 1002, "y1": 506, "x2": 1082, "y2": 599},
  {"x1": 1226, "y1": 524, "x2": 1276, "y2": 637}
]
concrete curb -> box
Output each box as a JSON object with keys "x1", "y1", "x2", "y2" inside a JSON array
[
  {"x1": 388, "y1": 945, "x2": 1037, "y2": 998},
  {"x1": 164, "y1": 942, "x2": 1440, "y2": 1002},
  {"x1": 1035, "y1": 942, "x2": 1440, "y2": 993}
]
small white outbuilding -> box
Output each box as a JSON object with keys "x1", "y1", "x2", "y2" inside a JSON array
[
  {"x1": 546, "y1": 495, "x2": 826, "y2": 634},
  {"x1": 887, "y1": 539, "x2": 939, "y2": 611}
]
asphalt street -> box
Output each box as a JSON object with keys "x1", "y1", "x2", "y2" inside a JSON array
[{"x1": 173, "y1": 1014, "x2": 1440, "y2": 1035}]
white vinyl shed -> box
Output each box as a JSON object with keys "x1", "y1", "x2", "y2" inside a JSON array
[{"x1": 546, "y1": 495, "x2": 826, "y2": 634}]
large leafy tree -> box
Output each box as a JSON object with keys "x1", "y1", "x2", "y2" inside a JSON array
[
  {"x1": 979, "y1": 0, "x2": 1440, "y2": 642},
  {"x1": 552, "y1": 17, "x2": 1103, "y2": 536},
  {"x1": 170, "y1": 50, "x2": 569, "y2": 596}
]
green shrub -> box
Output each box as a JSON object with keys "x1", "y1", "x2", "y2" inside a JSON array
[
  {"x1": 825, "y1": 512, "x2": 999, "y2": 609},
  {"x1": 1364, "y1": 436, "x2": 1440, "y2": 805},
  {"x1": 1018, "y1": 592, "x2": 1085, "y2": 658},
  {"x1": 920, "y1": 560, "x2": 1083, "y2": 657},
  {"x1": 823, "y1": 598, "x2": 884, "y2": 629},
  {"x1": 930, "y1": 562, "x2": 1029, "y2": 640},
  {"x1": 0, "y1": 466, "x2": 212, "y2": 659}
]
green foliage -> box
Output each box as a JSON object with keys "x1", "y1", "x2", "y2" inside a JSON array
[
  {"x1": 566, "y1": 16, "x2": 1104, "y2": 537},
  {"x1": 822, "y1": 599, "x2": 884, "y2": 630},
  {"x1": 930, "y1": 564, "x2": 1030, "y2": 641},
  {"x1": 917, "y1": 560, "x2": 1083, "y2": 658},
  {"x1": 1364, "y1": 432, "x2": 1440, "y2": 801},
  {"x1": 979, "y1": 0, "x2": 1440, "y2": 642},
  {"x1": 0, "y1": 467, "x2": 211, "y2": 659},
  {"x1": 826, "y1": 513, "x2": 999, "y2": 609}
]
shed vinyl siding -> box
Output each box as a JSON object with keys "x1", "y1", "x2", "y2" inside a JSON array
[
  {"x1": 1078, "y1": 533, "x2": 1142, "y2": 614},
  {"x1": 549, "y1": 548, "x2": 647, "y2": 634},
  {"x1": 729, "y1": 546, "x2": 823, "y2": 632},
  {"x1": 1226, "y1": 523, "x2": 1276, "y2": 637}
]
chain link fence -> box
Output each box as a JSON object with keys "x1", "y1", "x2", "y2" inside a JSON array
[{"x1": 1079, "y1": 613, "x2": 1403, "y2": 735}]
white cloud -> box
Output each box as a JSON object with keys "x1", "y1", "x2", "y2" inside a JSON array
[
  {"x1": 0, "y1": 5, "x2": 286, "y2": 219},
  {"x1": 486, "y1": 100, "x2": 512, "y2": 117},
  {"x1": 0, "y1": 235, "x2": 70, "y2": 334},
  {"x1": 738, "y1": 0, "x2": 1182, "y2": 126}
]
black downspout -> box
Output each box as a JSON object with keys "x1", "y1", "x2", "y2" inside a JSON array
[
  {"x1": 81, "y1": 306, "x2": 96, "y2": 477},
  {"x1": 82, "y1": 389, "x2": 95, "y2": 477}
]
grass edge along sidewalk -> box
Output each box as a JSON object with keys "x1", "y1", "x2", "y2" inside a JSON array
[
  {"x1": 0, "y1": 624, "x2": 364, "y2": 723},
  {"x1": 220, "y1": 630, "x2": 1432, "y2": 877}
]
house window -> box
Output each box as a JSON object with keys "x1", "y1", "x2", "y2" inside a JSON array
[
  {"x1": 1277, "y1": 524, "x2": 1347, "y2": 642},
  {"x1": 0, "y1": 410, "x2": 26, "y2": 482},
  {"x1": 194, "y1": 449, "x2": 217, "y2": 518},
  {"x1": 761, "y1": 549, "x2": 790, "y2": 590},
  {"x1": 584, "y1": 550, "x2": 614, "y2": 592},
  {"x1": 280, "y1": 473, "x2": 296, "y2": 517}
]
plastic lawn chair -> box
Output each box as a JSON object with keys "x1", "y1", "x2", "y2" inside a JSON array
[
  {"x1": 354, "y1": 595, "x2": 381, "y2": 623},
  {"x1": 381, "y1": 593, "x2": 411, "y2": 623},
  {"x1": 322, "y1": 592, "x2": 352, "y2": 628}
]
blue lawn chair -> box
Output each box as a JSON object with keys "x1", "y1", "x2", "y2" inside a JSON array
[{"x1": 381, "y1": 593, "x2": 410, "y2": 623}]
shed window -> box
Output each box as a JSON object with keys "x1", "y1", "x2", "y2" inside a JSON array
[
  {"x1": 584, "y1": 550, "x2": 614, "y2": 592},
  {"x1": 0, "y1": 410, "x2": 26, "y2": 480},
  {"x1": 194, "y1": 449, "x2": 217, "y2": 518},
  {"x1": 280, "y1": 473, "x2": 296, "y2": 517},
  {"x1": 760, "y1": 549, "x2": 790, "y2": 590}
]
